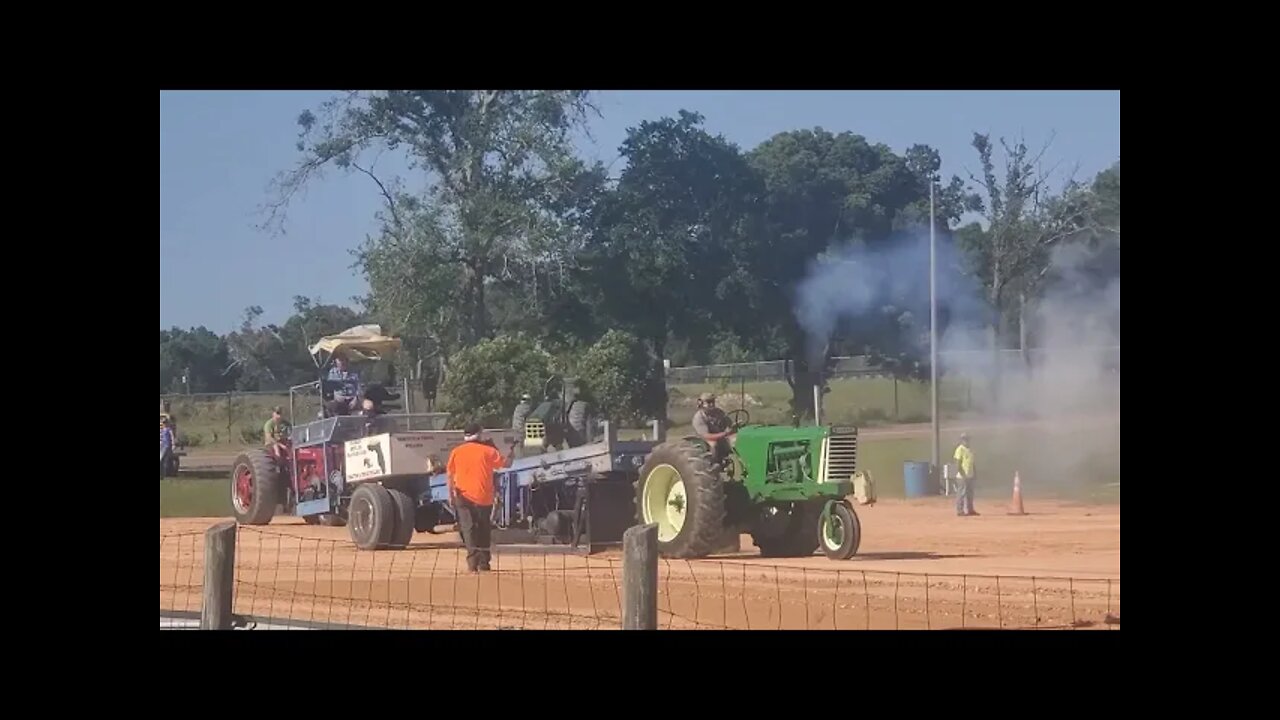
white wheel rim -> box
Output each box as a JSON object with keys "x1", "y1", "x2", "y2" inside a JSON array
[
  {"x1": 351, "y1": 494, "x2": 374, "y2": 539},
  {"x1": 823, "y1": 511, "x2": 845, "y2": 550},
  {"x1": 232, "y1": 464, "x2": 252, "y2": 514},
  {"x1": 642, "y1": 464, "x2": 687, "y2": 543}
]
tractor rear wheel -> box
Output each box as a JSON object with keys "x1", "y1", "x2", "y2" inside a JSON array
[
  {"x1": 386, "y1": 486, "x2": 417, "y2": 548},
  {"x1": 751, "y1": 502, "x2": 821, "y2": 558},
  {"x1": 347, "y1": 483, "x2": 396, "y2": 550},
  {"x1": 230, "y1": 449, "x2": 282, "y2": 525},
  {"x1": 819, "y1": 501, "x2": 861, "y2": 560},
  {"x1": 635, "y1": 440, "x2": 726, "y2": 559}
]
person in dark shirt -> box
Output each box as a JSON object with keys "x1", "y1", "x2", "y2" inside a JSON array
[
  {"x1": 691, "y1": 392, "x2": 735, "y2": 462},
  {"x1": 160, "y1": 418, "x2": 176, "y2": 478},
  {"x1": 326, "y1": 355, "x2": 362, "y2": 415}
]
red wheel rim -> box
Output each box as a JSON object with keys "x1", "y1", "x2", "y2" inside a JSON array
[{"x1": 233, "y1": 465, "x2": 253, "y2": 513}]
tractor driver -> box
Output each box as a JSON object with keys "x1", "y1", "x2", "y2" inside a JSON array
[
  {"x1": 692, "y1": 392, "x2": 736, "y2": 462},
  {"x1": 326, "y1": 355, "x2": 362, "y2": 415},
  {"x1": 512, "y1": 393, "x2": 532, "y2": 431}
]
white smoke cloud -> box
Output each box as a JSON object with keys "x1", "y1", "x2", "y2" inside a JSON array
[
  {"x1": 794, "y1": 228, "x2": 1120, "y2": 491},
  {"x1": 793, "y1": 232, "x2": 985, "y2": 367},
  {"x1": 793, "y1": 230, "x2": 1120, "y2": 417}
]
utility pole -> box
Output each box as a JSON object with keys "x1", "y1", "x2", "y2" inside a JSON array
[{"x1": 929, "y1": 181, "x2": 941, "y2": 485}]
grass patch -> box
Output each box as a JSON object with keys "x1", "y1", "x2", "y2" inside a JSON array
[
  {"x1": 160, "y1": 473, "x2": 232, "y2": 518},
  {"x1": 163, "y1": 394, "x2": 292, "y2": 450},
  {"x1": 854, "y1": 423, "x2": 1119, "y2": 503}
]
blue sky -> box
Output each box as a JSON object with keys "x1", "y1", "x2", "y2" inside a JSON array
[{"x1": 159, "y1": 90, "x2": 1120, "y2": 333}]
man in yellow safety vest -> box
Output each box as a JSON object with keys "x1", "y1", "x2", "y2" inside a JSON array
[{"x1": 953, "y1": 433, "x2": 978, "y2": 516}]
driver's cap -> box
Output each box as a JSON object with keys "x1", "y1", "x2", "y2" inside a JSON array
[{"x1": 699, "y1": 392, "x2": 716, "y2": 402}]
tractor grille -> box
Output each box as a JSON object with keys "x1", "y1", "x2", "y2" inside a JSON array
[
  {"x1": 825, "y1": 432, "x2": 858, "y2": 483},
  {"x1": 524, "y1": 420, "x2": 546, "y2": 448}
]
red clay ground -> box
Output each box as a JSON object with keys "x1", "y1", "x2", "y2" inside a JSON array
[{"x1": 160, "y1": 497, "x2": 1119, "y2": 630}]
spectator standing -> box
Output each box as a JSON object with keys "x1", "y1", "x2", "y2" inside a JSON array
[
  {"x1": 445, "y1": 423, "x2": 511, "y2": 573},
  {"x1": 160, "y1": 418, "x2": 175, "y2": 478},
  {"x1": 953, "y1": 433, "x2": 979, "y2": 517}
]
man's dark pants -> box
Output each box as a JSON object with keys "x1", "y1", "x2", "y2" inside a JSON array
[{"x1": 455, "y1": 496, "x2": 493, "y2": 571}]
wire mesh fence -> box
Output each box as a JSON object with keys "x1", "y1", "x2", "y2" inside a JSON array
[
  {"x1": 159, "y1": 531, "x2": 206, "y2": 629},
  {"x1": 652, "y1": 560, "x2": 1119, "y2": 630},
  {"x1": 227, "y1": 528, "x2": 625, "y2": 630},
  {"x1": 161, "y1": 526, "x2": 1119, "y2": 630}
]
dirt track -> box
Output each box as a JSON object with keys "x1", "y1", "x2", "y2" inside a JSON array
[{"x1": 160, "y1": 497, "x2": 1119, "y2": 630}]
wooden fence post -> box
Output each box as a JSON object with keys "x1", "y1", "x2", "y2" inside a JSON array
[
  {"x1": 623, "y1": 523, "x2": 658, "y2": 630},
  {"x1": 201, "y1": 521, "x2": 237, "y2": 630}
]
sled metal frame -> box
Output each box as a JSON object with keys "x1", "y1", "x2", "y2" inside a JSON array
[{"x1": 492, "y1": 422, "x2": 660, "y2": 555}]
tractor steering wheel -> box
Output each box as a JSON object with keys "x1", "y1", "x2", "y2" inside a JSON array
[{"x1": 728, "y1": 409, "x2": 751, "y2": 430}]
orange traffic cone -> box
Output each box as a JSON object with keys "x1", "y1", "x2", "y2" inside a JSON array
[{"x1": 1009, "y1": 472, "x2": 1027, "y2": 515}]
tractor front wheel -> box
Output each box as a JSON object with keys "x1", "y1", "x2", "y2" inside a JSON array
[
  {"x1": 635, "y1": 440, "x2": 726, "y2": 559},
  {"x1": 347, "y1": 484, "x2": 396, "y2": 550},
  {"x1": 819, "y1": 501, "x2": 861, "y2": 560},
  {"x1": 230, "y1": 449, "x2": 282, "y2": 525}
]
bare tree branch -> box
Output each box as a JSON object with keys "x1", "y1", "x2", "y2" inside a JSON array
[{"x1": 351, "y1": 161, "x2": 404, "y2": 239}]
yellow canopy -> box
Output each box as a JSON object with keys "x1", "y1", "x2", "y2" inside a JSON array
[{"x1": 309, "y1": 325, "x2": 402, "y2": 362}]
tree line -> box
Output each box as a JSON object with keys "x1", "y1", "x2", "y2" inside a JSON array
[{"x1": 160, "y1": 91, "x2": 1120, "y2": 426}]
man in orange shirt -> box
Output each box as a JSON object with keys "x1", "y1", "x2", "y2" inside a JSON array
[{"x1": 446, "y1": 422, "x2": 511, "y2": 572}]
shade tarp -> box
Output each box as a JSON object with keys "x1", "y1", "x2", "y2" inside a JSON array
[{"x1": 309, "y1": 325, "x2": 402, "y2": 361}]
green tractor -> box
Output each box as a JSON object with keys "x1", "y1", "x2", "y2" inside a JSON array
[
  {"x1": 519, "y1": 375, "x2": 593, "y2": 453},
  {"x1": 636, "y1": 412, "x2": 869, "y2": 560}
]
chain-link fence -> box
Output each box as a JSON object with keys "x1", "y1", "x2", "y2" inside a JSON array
[
  {"x1": 160, "y1": 347, "x2": 1119, "y2": 450},
  {"x1": 664, "y1": 347, "x2": 1121, "y2": 384},
  {"x1": 159, "y1": 379, "x2": 441, "y2": 449}
]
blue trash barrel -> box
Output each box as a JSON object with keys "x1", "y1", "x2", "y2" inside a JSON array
[{"x1": 903, "y1": 461, "x2": 934, "y2": 498}]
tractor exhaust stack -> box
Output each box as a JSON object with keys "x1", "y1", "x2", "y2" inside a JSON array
[{"x1": 813, "y1": 384, "x2": 823, "y2": 426}]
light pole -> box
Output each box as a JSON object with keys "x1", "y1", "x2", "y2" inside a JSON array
[{"x1": 929, "y1": 181, "x2": 941, "y2": 489}]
